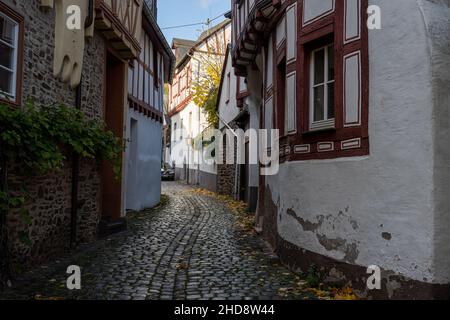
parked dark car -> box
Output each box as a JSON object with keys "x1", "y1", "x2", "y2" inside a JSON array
[{"x1": 161, "y1": 164, "x2": 175, "y2": 181}]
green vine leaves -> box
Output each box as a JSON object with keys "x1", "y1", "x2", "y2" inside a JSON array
[{"x1": 0, "y1": 101, "x2": 123, "y2": 246}]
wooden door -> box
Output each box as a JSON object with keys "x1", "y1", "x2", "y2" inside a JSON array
[{"x1": 101, "y1": 51, "x2": 126, "y2": 222}]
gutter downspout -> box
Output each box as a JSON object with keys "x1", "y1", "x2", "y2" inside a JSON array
[
  {"x1": 70, "y1": 82, "x2": 82, "y2": 249},
  {"x1": 0, "y1": 143, "x2": 10, "y2": 289},
  {"x1": 70, "y1": 0, "x2": 93, "y2": 248}
]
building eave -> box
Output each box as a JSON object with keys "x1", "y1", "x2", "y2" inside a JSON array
[
  {"x1": 175, "y1": 19, "x2": 232, "y2": 71},
  {"x1": 231, "y1": 0, "x2": 280, "y2": 76},
  {"x1": 215, "y1": 45, "x2": 231, "y2": 112}
]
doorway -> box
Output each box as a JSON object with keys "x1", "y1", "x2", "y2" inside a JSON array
[
  {"x1": 239, "y1": 141, "x2": 250, "y2": 203},
  {"x1": 126, "y1": 118, "x2": 138, "y2": 210},
  {"x1": 101, "y1": 51, "x2": 126, "y2": 224}
]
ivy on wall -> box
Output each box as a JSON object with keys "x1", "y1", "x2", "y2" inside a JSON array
[
  {"x1": 0, "y1": 101, "x2": 122, "y2": 176},
  {"x1": 0, "y1": 100, "x2": 123, "y2": 254}
]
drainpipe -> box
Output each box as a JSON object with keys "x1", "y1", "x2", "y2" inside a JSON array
[
  {"x1": 0, "y1": 146, "x2": 10, "y2": 288},
  {"x1": 85, "y1": 0, "x2": 94, "y2": 28},
  {"x1": 69, "y1": 0, "x2": 93, "y2": 249},
  {"x1": 198, "y1": 107, "x2": 201, "y2": 185},
  {"x1": 70, "y1": 82, "x2": 82, "y2": 248}
]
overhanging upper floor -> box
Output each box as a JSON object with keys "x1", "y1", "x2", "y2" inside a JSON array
[{"x1": 231, "y1": 0, "x2": 280, "y2": 76}]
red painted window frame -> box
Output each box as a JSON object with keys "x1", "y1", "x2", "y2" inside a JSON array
[{"x1": 275, "y1": 0, "x2": 369, "y2": 162}]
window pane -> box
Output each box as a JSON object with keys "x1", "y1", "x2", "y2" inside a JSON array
[
  {"x1": 0, "y1": 15, "x2": 16, "y2": 45},
  {"x1": 138, "y1": 65, "x2": 143, "y2": 100},
  {"x1": 128, "y1": 67, "x2": 133, "y2": 93},
  {"x1": 313, "y1": 85, "x2": 325, "y2": 122},
  {"x1": 327, "y1": 82, "x2": 335, "y2": 119},
  {"x1": 0, "y1": 42, "x2": 14, "y2": 69},
  {"x1": 143, "y1": 70, "x2": 148, "y2": 103},
  {"x1": 148, "y1": 72, "x2": 152, "y2": 105},
  {"x1": 0, "y1": 68, "x2": 13, "y2": 96},
  {"x1": 314, "y1": 48, "x2": 324, "y2": 85},
  {"x1": 139, "y1": 33, "x2": 145, "y2": 61},
  {"x1": 145, "y1": 36, "x2": 150, "y2": 66},
  {"x1": 133, "y1": 61, "x2": 139, "y2": 97},
  {"x1": 328, "y1": 45, "x2": 334, "y2": 81}
]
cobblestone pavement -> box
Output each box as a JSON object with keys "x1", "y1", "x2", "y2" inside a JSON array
[{"x1": 0, "y1": 182, "x2": 318, "y2": 300}]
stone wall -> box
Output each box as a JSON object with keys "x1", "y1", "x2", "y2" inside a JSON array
[
  {"x1": 217, "y1": 164, "x2": 236, "y2": 196},
  {"x1": 2, "y1": 0, "x2": 105, "y2": 270},
  {"x1": 216, "y1": 126, "x2": 238, "y2": 197}
]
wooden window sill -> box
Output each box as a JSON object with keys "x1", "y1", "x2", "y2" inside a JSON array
[
  {"x1": 302, "y1": 127, "x2": 336, "y2": 136},
  {"x1": 0, "y1": 97, "x2": 20, "y2": 107}
]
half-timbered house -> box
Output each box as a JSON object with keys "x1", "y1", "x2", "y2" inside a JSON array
[
  {"x1": 168, "y1": 20, "x2": 231, "y2": 191},
  {"x1": 232, "y1": 0, "x2": 450, "y2": 298},
  {"x1": 216, "y1": 44, "x2": 259, "y2": 212},
  {"x1": 125, "y1": 1, "x2": 175, "y2": 211}
]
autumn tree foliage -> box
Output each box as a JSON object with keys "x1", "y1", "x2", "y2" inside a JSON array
[{"x1": 191, "y1": 44, "x2": 226, "y2": 128}]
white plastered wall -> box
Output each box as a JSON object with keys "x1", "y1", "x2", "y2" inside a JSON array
[
  {"x1": 266, "y1": 0, "x2": 450, "y2": 283},
  {"x1": 125, "y1": 109, "x2": 162, "y2": 211}
]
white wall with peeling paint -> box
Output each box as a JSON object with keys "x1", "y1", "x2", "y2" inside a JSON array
[{"x1": 267, "y1": 0, "x2": 450, "y2": 284}]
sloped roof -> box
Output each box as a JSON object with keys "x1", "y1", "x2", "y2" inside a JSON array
[
  {"x1": 197, "y1": 20, "x2": 230, "y2": 45},
  {"x1": 215, "y1": 44, "x2": 231, "y2": 113},
  {"x1": 172, "y1": 38, "x2": 196, "y2": 49},
  {"x1": 175, "y1": 19, "x2": 232, "y2": 69},
  {"x1": 172, "y1": 38, "x2": 196, "y2": 64}
]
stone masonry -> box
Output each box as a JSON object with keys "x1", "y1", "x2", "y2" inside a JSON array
[
  {"x1": 3, "y1": 0, "x2": 105, "y2": 271},
  {"x1": 216, "y1": 125, "x2": 238, "y2": 197},
  {"x1": 0, "y1": 182, "x2": 323, "y2": 300}
]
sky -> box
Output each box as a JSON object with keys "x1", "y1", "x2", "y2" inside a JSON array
[{"x1": 158, "y1": 0, "x2": 231, "y2": 45}]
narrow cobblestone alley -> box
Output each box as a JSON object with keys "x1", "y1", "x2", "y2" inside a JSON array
[{"x1": 0, "y1": 182, "x2": 319, "y2": 300}]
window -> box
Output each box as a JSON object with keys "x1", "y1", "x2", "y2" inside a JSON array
[
  {"x1": 145, "y1": 35, "x2": 150, "y2": 67},
  {"x1": 0, "y1": 10, "x2": 20, "y2": 104},
  {"x1": 276, "y1": 59, "x2": 286, "y2": 134},
  {"x1": 127, "y1": 66, "x2": 134, "y2": 94},
  {"x1": 173, "y1": 122, "x2": 177, "y2": 142},
  {"x1": 188, "y1": 112, "x2": 192, "y2": 139},
  {"x1": 310, "y1": 44, "x2": 335, "y2": 130},
  {"x1": 226, "y1": 72, "x2": 231, "y2": 103},
  {"x1": 133, "y1": 60, "x2": 139, "y2": 97},
  {"x1": 180, "y1": 118, "x2": 183, "y2": 140},
  {"x1": 153, "y1": 46, "x2": 159, "y2": 88}
]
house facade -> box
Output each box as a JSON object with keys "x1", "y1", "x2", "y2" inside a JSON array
[
  {"x1": 216, "y1": 46, "x2": 260, "y2": 212},
  {"x1": 125, "y1": 1, "x2": 174, "y2": 212},
  {"x1": 0, "y1": 0, "x2": 171, "y2": 275},
  {"x1": 216, "y1": 48, "x2": 240, "y2": 198},
  {"x1": 231, "y1": 0, "x2": 450, "y2": 298},
  {"x1": 168, "y1": 21, "x2": 231, "y2": 192}
]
